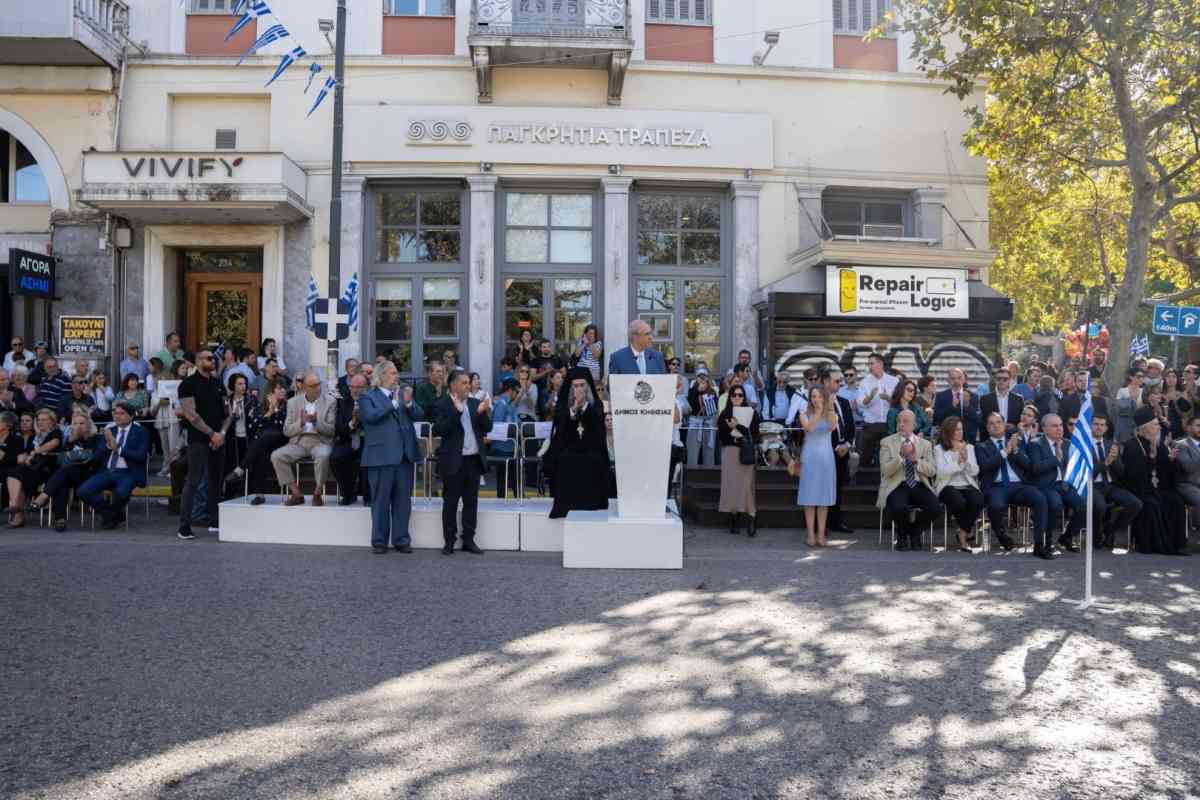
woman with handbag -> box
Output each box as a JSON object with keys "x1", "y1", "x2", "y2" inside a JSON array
[
  {"x1": 33, "y1": 411, "x2": 100, "y2": 531},
  {"x1": 796, "y1": 386, "x2": 838, "y2": 546},
  {"x1": 7, "y1": 408, "x2": 63, "y2": 528},
  {"x1": 717, "y1": 385, "x2": 761, "y2": 536}
]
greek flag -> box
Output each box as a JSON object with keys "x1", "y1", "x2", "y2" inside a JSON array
[
  {"x1": 1130, "y1": 334, "x2": 1150, "y2": 357},
  {"x1": 238, "y1": 23, "x2": 289, "y2": 65},
  {"x1": 307, "y1": 76, "x2": 337, "y2": 117},
  {"x1": 212, "y1": 340, "x2": 227, "y2": 365},
  {"x1": 342, "y1": 272, "x2": 359, "y2": 331},
  {"x1": 225, "y1": 0, "x2": 271, "y2": 42},
  {"x1": 303, "y1": 62, "x2": 322, "y2": 93},
  {"x1": 701, "y1": 393, "x2": 717, "y2": 418},
  {"x1": 266, "y1": 46, "x2": 305, "y2": 86},
  {"x1": 1064, "y1": 379, "x2": 1095, "y2": 499},
  {"x1": 305, "y1": 275, "x2": 319, "y2": 331}
]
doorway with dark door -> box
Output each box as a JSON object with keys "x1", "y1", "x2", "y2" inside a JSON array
[{"x1": 181, "y1": 249, "x2": 263, "y2": 354}]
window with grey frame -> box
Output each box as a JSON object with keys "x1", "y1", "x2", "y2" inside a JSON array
[
  {"x1": 370, "y1": 187, "x2": 466, "y2": 377},
  {"x1": 647, "y1": 0, "x2": 712, "y2": 24},
  {"x1": 633, "y1": 191, "x2": 725, "y2": 373},
  {"x1": 832, "y1": 0, "x2": 894, "y2": 35},
  {"x1": 385, "y1": 0, "x2": 455, "y2": 15},
  {"x1": 188, "y1": 0, "x2": 233, "y2": 12},
  {"x1": 822, "y1": 192, "x2": 910, "y2": 238}
]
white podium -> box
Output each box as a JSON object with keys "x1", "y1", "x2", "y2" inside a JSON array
[{"x1": 562, "y1": 373, "x2": 682, "y2": 569}]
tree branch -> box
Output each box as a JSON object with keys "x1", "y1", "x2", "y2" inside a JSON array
[{"x1": 1144, "y1": 285, "x2": 1200, "y2": 305}]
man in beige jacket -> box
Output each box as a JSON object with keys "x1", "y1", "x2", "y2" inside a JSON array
[
  {"x1": 271, "y1": 370, "x2": 337, "y2": 506},
  {"x1": 876, "y1": 409, "x2": 942, "y2": 550}
]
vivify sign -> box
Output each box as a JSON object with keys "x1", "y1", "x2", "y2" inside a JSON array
[
  {"x1": 826, "y1": 265, "x2": 970, "y2": 320},
  {"x1": 121, "y1": 155, "x2": 244, "y2": 179}
]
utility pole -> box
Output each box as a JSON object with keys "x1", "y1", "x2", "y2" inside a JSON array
[{"x1": 325, "y1": 0, "x2": 347, "y2": 387}]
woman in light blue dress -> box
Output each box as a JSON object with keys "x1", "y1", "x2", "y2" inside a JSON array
[{"x1": 796, "y1": 386, "x2": 838, "y2": 546}]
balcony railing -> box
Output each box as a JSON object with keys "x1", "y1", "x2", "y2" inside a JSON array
[
  {"x1": 471, "y1": 0, "x2": 630, "y2": 38},
  {"x1": 75, "y1": 0, "x2": 130, "y2": 42},
  {"x1": 0, "y1": 0, "x2": 128, "y2": 68}
]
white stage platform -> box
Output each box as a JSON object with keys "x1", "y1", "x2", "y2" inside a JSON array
[
  {"x1": 218, "y1": 496, "x2": 519, "y2": 551},
  {"x1": 562, "y1": 509, "x2": 683, "y2": 570}
]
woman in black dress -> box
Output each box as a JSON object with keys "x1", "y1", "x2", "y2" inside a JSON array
[
  {"x1": 7, "y1": 408, "x2": 63, "y2": 528},
  {"x1": 1121, "y1": 407, "x2": 1189, "y2": 555},
  {"x1": 0, "y1": 412, "x2": 23, "y2": 508},
  {"x1": 546, "y1": 367, "x2": 609, "y2": 519},
  {"x1": 237, "y1": 379, "x2": 289, "y2": 505}
]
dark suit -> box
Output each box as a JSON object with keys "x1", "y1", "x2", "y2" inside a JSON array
[
  {"x1": 979, "y1": 391, "x2": 1023, "y2": 430},
  {"x1": 359, "y1": 388, "x2": 424, "y2": 550},
  {"x1": 1092, "y1": 438, "x2": 1141, "y2": 545},
  {"x1": 828, "y1": 394, "x2": 856, "y2": 529},
  {"x1": 79, "y1": 422, "x2": 150, "y2": 525},
  {"x1": 933, "y1": 388, "x2": 981, "y2": 442},
  {"x1": 975, "y1": 436, "x2": 1048, "y2": 548},
  {"x1": 433, "y1": 394, "x2": 492, "y2": 549},
  {"x1": 1028, "y1": 436, "x2": 1086, "y2": 544},
  {"x1": 607, "y1": 346, "x2": 667, "y2": 375},
  {"x1": 331, "y1": 394, "x2": 370, "y2": 505}
]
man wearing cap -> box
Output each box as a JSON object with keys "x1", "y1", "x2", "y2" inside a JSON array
[
  {"x1": 119, "y1": 343, "x2": 150, "y2": 385},
  {"x1": 27, "y1": 341, "x2": 50, "y2": 385}
]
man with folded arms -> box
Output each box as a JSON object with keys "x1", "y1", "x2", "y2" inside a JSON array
[{"x1": 271, "y1": 371, "x2": 336, "y2": 506}]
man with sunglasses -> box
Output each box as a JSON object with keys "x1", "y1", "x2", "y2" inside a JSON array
[
  {"x1": 119, "y1": 343, "x2": 150, "y2": 385},
  {"x1": 177, "y1": 350, "x2": 231, "y2": 540},
  {"x1": 666, "y1": 357, "x2": 682, "y2": 374},
  {"x1": 979, "y1": 367, "x2": 1022, "y2": 430},
  {"x1": 3, "y1": 337, "x2": 33, "y2": 372}
]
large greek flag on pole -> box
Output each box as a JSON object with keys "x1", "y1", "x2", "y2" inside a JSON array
[{"x1": 1065, "y1": 381, "x2": 1095, "y2": 499}]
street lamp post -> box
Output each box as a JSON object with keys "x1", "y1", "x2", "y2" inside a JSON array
[{"x1": 1070, "y1": 284, "x2": 1115, "y2": 376}]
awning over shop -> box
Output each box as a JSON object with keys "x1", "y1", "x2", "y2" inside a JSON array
[{"x1": 78, "y1": 151, "x2": 311, "y2": 224}]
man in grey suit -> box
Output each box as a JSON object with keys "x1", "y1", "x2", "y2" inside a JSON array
[
  {"x1": 607, "y1": 319, "x2": 667, "y2": 376},
  {"x1": 359, "y1": 361, "x2": 424, "y2": 554},
  {"x1": 1174, "y1": 416, "x2": 1200, "y2": 531}
]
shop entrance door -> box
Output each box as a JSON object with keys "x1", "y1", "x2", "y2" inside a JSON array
[
  {"x1": 185, "y1": 273, "x2": 263, "y2": 352},
  {"x1": 503, "y1": 276, "x2": 595, "y2": 362}
]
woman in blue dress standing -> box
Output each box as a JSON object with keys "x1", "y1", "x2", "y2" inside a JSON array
[{"x1": 797, "y1": 386, "x2": 838, "y2": 546}]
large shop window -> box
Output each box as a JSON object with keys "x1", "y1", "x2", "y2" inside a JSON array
[
  {"x1": 635, "y1": 278, "x2": 721, "y2": 374},
  {"x1": 637, "y1": 194, "x2": 721, "y2": 267},
  {"x1": 504, "y1": 192, "x2": 593, "y2": 264},
  {"x1": 822, "y1": 192, "x2": 910, "y2": 238},
  {"x1": 377, "y1": 189, "x2": 462, "y2": 264},
  {"x1": 372, "y1": 276, "x2": 462, "y2": 375},
  {"x1": 0, "y1": 131, "x2": 50, "y2": 204},
  {"x1": 504, "y1": 278, "x2": 595, "y2": 361}
]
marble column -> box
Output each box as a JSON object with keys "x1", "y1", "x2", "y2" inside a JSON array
[
  {"x1": 338, "y1": 175, "x2": 366, "y2": 364},
  {"x1": 912, "y1": 187, "x2": 946, "y2": 243},
  {"x1": 794, "y1": 183, "x2": 827, "y2": 252},
  {"x1": 731, "y1": 180, "x2": 763, "y2": 371},
  {"x1": 467, "y1": 174, "x2": 498, "y2": 393},
  {"x1": 602, "y1": 177, "x2": 633, "y2": 353}
]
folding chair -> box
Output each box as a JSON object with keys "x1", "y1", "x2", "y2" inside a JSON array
[
  {"x1": 485, "y1": 423, "x2": 518, "y2": 501},
  {"x1": 518, "y1": 421, "x2": 547, "y2": 499}
]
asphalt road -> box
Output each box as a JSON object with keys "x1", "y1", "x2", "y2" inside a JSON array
[{"x1": 2, "y1": 513, "x2": 1198, "y2": 800}]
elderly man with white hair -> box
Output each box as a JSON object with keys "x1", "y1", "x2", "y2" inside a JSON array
[
  {"x1": 271, "y1": 370, "x2": 337, "y2": 506},
  {"x1": 877, "y1": 408, "x2": 942, "y2": 551},
  {"x1": 607, "y1": 319, "x2": 667, "y2": 376}
]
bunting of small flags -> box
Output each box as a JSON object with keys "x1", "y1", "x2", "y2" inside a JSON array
[
  {"x1": 304, "y1": 62, "x2": 322, "y2": 93},
  {"x1": 225, "y1": 0, "x2": 272, "y2": 42},
  {"x1": 239, "y1": 23, "x2": 289, "y2": 65},
  {"x1": 307, "y1": 76, "x2": 337, "y2": 117},
  {"x1": 266, "y1": 45, "x2": 306, "y2": 86}
]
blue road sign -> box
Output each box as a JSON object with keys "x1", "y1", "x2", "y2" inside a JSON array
[
  {"x1": 1153, "y1": 304, "x2": 1200, "y2": 337},
  {"x1": 1087, "y1": 323, "x2": 1100, "y2": 337}
]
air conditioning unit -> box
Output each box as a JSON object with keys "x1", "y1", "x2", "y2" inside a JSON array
[{"x1": 862, "y1": 224, "x2": 904, "y2": 237}]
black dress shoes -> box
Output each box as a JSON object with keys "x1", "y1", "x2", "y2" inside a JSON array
[
  {"x1": 830, "y1": 523, "x2": 854, "y2": 534},
  {"x1": 394, "y1": 544, "x2": 413, "y2": 553},
  {"x1": 461, "y1": 541, "x2": 485, "y2": 555},
  {"x1": 895, "y1": 537, "x2": 909, "y2": 551},
  {"x1": 1057, "y1": 536, "x2": 1081, "y2": 553},
  {"x1": 1034, "y1": 545, "x2": 1057, "y2": 560},
  {"x1": 441, "y1": 545, "x2": 454, "y2": 556},
  {"x1": 372, "y1": 546, "x2": 388, "y2": 554},
  {"x1": 338, "y1": 496, "x2": 356, "y2": 507}
]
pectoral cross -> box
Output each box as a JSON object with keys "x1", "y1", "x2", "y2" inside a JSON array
[{"x1": 1151, "y1": 468, "x2": 1159, "y2": 489}]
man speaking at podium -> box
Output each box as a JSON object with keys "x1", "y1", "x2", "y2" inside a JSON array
[{"x1": 608, "y1": 320, "x2": 667, "y2": 375}]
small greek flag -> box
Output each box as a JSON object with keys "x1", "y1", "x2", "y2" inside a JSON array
[
  {"x1": 212, "y1": 340, "x2": 227, "y2": 365},
  {"x1": 238, "y1": 23, "x2": 289, "y2": 65},
  {"x1": 307, "y1": 76, "x2": 337, "y2": 117},
  {"x1": 305, "y1": 275, "x2": 319, "y2": 331},
  {"x1": 266, "y1": 46, "x2": 306, "y2": 86},
  {"x1": 701, "y1": 393, "x2": 717, "y2": 418},
  {"x1": 225, "y1": 0, "x2": 271, "y2": 42},
  {"x1": 1130, "y1": 334, "x2": 1150, "y2": 357},
  {"x1": 342, "y1": 272, "x2": 359, "y2": 331},
  {"x1": 304, "y1": 62, "x2": 322, "y2": 93},
  {"x1": 1065, "y1": 379, "x2": 1095, "y2": 499}
]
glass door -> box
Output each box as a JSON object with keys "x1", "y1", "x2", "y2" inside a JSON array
[
  {"x1": 635, "y1": 277, "x2": 721, "y2": 374},
  {"x1": 371, "y1": 275, "x2": 462, "y2": 378},
  {"x1": 504, "y1": 277, "x2": 595, "y2": 361}
]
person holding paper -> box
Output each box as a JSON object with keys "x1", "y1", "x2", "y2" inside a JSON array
[
  {"x1": 487, "y1": 378, "x2": 520, "y2": 499},
  {"x1": 546, "y1": 367, "x2": 609, "y2": 519},
  {"x1": 717, "y1": 386, "x2": 761, "y2": 536}
]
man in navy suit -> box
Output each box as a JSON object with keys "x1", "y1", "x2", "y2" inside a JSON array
[
  {"x1": 359, "y1": 362, "x2": 424, "y2": 554},
  {"x1": 79, "y1": 402, "x2": 149, "y2": 529},
  {"x1": 433, "y1": 369, "x2": 493, "y2": 556},
  {"x1": 933, "y1": 367, "x2": 982, "y2": 443},
  {"x1": 1028, "y1": 413, "x2": 1087, "y2": 553},
  {"x1": 607, "y1": 319, "x2": 667, "y2": 376},
  {"x1": 975, "y1": 411, "x2": 1052, "y2": 558},
  {"x1": 979, "y1": 365, "x2": 1023, "y2": 430}
]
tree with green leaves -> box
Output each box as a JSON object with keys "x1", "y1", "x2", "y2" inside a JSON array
[{"x1": 892, "y1": 0, "x2": 1200, "y2": 390}]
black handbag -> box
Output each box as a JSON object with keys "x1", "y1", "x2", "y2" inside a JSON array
[{"x1": 738, "y1": 434, "x2": 756, "y2": 465}]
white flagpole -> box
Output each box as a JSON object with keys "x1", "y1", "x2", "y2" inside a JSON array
[{"x1": 1082, "y1": 480, "x2": 1094, "y2": 609}]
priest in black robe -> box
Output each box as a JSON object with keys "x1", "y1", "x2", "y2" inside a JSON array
[
  {"x1": 1121, "y1": 406, "x2": 1189, "y2": 555},
  {"x1": 547, "y1": 367, "x2": 610, "y2": 519}
]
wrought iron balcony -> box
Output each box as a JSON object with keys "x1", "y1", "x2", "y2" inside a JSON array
[
  {"x1": 469, "y1": 0, "x2": 634, "y2": 105},
  {"x1": 0, "y1": 0, "x2": 129, "y2": 69}
]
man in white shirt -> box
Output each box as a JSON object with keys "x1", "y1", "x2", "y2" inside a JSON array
[
  {"x1": 762, "y1": 372, "x2": 795, "y2": 423},
  {"x1": 859, "y1": 353, "x2": 898, "y2": 467},
  {"x1": 2, "y1": 336, "x2": 33, "y2": 372}
]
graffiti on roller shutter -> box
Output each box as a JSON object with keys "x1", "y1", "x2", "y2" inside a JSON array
[{"x1": 774, "y1": 343, "x2": 995, "y2": 389}]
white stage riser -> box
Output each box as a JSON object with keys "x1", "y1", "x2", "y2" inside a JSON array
[{"x1": 562, "y1": 510, "x2": 683, "y2": 569}]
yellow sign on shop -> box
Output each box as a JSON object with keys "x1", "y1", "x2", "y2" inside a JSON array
[{"x1": 58, "y1": 315, "x2": 108, "y2": 357}]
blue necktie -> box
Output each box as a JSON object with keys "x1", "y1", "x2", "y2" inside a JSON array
[
  {"x1": 109, "y1": 428, "x2": 125, "y2": 469},
  {"x1": 996, "y1": 440, "x2": 1010, "y2": 486}
]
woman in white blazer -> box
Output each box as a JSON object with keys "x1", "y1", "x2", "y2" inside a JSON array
[{"x1": 933, "y1": 416, "x2": 983, "y2": 552}]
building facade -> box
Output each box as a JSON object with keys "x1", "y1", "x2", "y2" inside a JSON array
[{"x1": 3, "y1": 0, "x2": 998, "y2": 389}]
